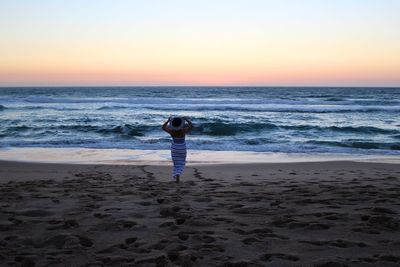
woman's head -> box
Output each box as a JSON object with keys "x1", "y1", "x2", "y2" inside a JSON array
[
  {"x1": 172, "y1": 117, "x2": 182, "y2": 127},
  {"x1": 169, "y1": 117, "x2": 184, "y2": 130}
]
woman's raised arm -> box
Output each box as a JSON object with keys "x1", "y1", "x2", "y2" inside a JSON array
[
  {"x1": 162, "y1": 117, "x2": 172, "y2": 133},
  {"x1": 184, "y1": 117, "x2": 194, "y2": 133}
]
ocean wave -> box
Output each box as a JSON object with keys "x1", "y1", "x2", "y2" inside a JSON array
[
  {"x1": 6, "y1": 95, "x2": 399, "y2": 106},
  {"x1": 143, "y1": 104, "x2": 400, "y2": 113},
  {"x1": 0, "y1": 139, "x2": 100, "y2": 147},
  {"x1": 6, "y1": 125, "x2": 31, "y2": 132},
  {"x1": 97, "y1": 124, "x2": 145, "y2": 137},
  {"x1": 194, "y1": 122, "x2": 276, "y2": 136},
  {"x1": 2, "y1": 139, "x2": 399, "y2": 155},
  {"x1": 306, "y1": 140, "x2": 400, "y2": 151},
  {"x1": 242, "y1": 138, "x2": 276, "y2": 145},
  {"x1": 284, "y1": 125, "x2": 398, "y2": 134},
  {"x1": 0, "y1": 124, "x2": 148, "y2": 138},
  {"x1": 325, "y1": 97, "x2": 345, "y2": 101},
  {"x1": 97, "y1": 105, "x2": 130, "y2": 110},
  {"x1": 21, "y1": 96, "x2": 271, "y2": 105},
  {"x1": 193, "y1": 122, "x2": 398, "y2": 136},
  {"x1": 56, "y1": 124, "x2": 147, "y2": 137},
  {"x1": 18, "y1": 106, "x2": 81, "y2": 111},
  {"x1": 0, "y1": 105, "x2": 6, "y2": 111},
  {"x1": 2, "y1": 122, "x2": 397, "y2": 138},
  {"x1": 3, "y1": 95, "x2": 399, "y2": 114}
]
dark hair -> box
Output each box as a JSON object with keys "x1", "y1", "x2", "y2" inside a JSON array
[{"x1": 172, "y1": 117, "x2": 182, "y2": 127}]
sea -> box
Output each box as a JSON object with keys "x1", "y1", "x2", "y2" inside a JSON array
[{"x1": 0, "y1": 87, "x2": 399, "y2": 156}]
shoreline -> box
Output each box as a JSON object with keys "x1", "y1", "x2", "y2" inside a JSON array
[{"x1": 1, "y1": 147, "x2": 399, "y2": 165}]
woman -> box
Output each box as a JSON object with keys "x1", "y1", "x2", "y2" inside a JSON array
[{"x1": 162, "y1": 116, "x2": 193, "y2": 183}]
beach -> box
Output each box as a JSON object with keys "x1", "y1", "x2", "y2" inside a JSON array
[{"x1": 1, "y1": 160, "x2": 399, "y2": 266}]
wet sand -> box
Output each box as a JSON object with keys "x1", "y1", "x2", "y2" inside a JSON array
[{"x1": 0, "y1": 160, "x2": 400, "y2": 266}]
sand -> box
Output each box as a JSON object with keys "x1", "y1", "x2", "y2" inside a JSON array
[{"x1": 0, "y1": 160, "x2": 400, "y2": 266}]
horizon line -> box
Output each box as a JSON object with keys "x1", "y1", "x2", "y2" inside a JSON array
[{"x1": 1, "y1": 85, "x2": 400, "y2": 88}]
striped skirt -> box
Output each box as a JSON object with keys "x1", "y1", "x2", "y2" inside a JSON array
[{"x1": 171, "y1": 141, "x2": 187, "y2": 177}]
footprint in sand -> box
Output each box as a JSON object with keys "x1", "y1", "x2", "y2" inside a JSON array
[
  {"x1": 300, "y1": 239, "x2": 367, "y2": 248},
  {"x1": 260, "y1": 253, "x2": 299, "y2": 262},
  {"x1": 18, "y1": 209, "x2": 54, "y2": 217}
]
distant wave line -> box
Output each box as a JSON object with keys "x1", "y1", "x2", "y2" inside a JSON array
[{"x1": 2, "y1": 122, "x2": 398, "y2": 137}]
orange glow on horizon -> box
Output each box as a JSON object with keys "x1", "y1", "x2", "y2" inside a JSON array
[
  {"x1": 1, "y1": 64, "x2": 399, "y2": 86},
  {"x1": 1, "y1": 37, "x2": 399, "y2": 86}
]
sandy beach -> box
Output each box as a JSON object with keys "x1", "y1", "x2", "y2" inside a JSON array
[{"x1": 0, "y1": 160, "x2": 399, "y2": 267}]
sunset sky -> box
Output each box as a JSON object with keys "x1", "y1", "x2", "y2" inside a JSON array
[{"x1": 0, "y1": 0, "x2": 399, "y2": 86}]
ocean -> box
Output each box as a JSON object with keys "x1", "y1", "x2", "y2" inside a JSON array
[{"x1": 0, "y1": 87, "x2": 399, "y2": 156}]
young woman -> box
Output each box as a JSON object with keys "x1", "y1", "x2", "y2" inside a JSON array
[{"x1": 162, "y1": 117, "x2": 193, "y2": 183}]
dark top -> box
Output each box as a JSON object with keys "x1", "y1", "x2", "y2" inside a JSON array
[{"x1": 172, "y1": 137, "x2": 185, "y2": 144}]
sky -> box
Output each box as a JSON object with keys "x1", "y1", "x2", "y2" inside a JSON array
[{"x1": 0, "y1": 0, "x2": 399, "y2": 86}]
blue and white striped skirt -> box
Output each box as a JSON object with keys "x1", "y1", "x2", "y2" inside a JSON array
[{"x1": 171, "y1": 141, "x2": 187, "y2": 177}]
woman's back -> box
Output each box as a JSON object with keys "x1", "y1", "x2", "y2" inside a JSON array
[{"x1": 169, "y1": 129, "x2": 186, "y2": 138}]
